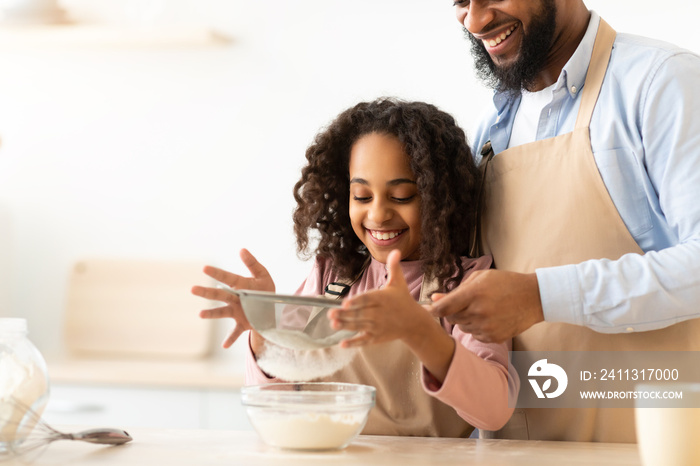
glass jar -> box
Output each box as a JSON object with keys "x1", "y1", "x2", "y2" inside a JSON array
[{"x1": 0, "y1": 318, "x2": 50, "y2": 453}]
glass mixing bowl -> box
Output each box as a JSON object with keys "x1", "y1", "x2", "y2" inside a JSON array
[{"x1": 241, "y1": 382, "x2": 376, "y2": 450}]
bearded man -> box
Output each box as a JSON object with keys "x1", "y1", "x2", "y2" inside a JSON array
[{"x1": 430, "y1": 0, "x2": 700, "y2": 442}]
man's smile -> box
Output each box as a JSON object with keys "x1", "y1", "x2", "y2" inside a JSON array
[{"x1": 479, "y1": 23, "x2": 519, "y2": 56}]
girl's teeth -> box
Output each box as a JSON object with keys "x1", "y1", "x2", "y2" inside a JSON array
[{"x1": 372, "y1": 231, "x2": 400, "y2": 240}]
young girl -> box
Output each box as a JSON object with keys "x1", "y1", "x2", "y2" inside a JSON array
[{"x1": 192, "y1": 98, "x2": 518, "y2": 438}]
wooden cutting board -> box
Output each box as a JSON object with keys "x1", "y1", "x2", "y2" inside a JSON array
[{"x1": 64, "y1": 258, "x2": 215, "y2": 359}]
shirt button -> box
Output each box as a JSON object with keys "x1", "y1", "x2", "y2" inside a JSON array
[
  {"x1": 625, "y1": 327, "x2": 634, "y2": 333},
  {"x1": 571, "y1": 85, "x2": 577, "y2": 94}
]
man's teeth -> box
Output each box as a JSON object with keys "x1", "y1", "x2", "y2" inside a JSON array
[
  {"x1": 486, "y1": 25, "x2": 516, "y2": 47},
  {"x1": 371, "y1": 230, "x2": 401, "y2": 240}
]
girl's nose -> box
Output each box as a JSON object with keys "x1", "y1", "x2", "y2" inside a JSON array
[
  {"x1": 461, "y1": 2, "x2": 496, "y2": 36},
  {"x1": 368, "y1": 201, "x2": 392, "y2": 224}
]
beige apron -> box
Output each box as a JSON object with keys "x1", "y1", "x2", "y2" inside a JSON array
[
  {"x1": 479, "y1": 19, "x2": 700, "y2": 442},
  {"x1": 318, "y1": 275, "x2": 474, "y2": 438}
]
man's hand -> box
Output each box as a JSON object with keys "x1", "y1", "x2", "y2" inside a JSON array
[{"x1": 429, "y1": 269, "x2": 544, "y2": 343}]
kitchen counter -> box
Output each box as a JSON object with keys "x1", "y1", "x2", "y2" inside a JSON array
[
  {"x1": 47, "y1": 356, "x2": 244, "y2": 389},
  {"x1": 2, "y1": 428, "x2": 642, "y2": 465}
]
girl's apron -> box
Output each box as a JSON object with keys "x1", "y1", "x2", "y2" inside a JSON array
[
  {"x1": 479, "y1": 19, "x2": 700, "y2": 442},
  {"x1": 318, "y1": 275, "x2": 474, "y2": 438}
]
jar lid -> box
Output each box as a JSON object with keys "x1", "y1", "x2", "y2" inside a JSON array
[{"x1": 0, "y1": 317, "x2": 28, "y2": 333}]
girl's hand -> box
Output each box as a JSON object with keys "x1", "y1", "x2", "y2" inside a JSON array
[
  {"x1": 191, "y1": 248, "x2": 274, "y2": 350},
  {"x1": 329, "y1": 249, "x2": 456, "y2": 382},
  {"x1": 328, "y1": 249, "x2": 434, "y2": 348}
]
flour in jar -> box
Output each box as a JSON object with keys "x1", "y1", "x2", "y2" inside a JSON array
[
  {"x1": 0, "y1": 351, "x2": 48, "y2": 448},
  {"x1": 256, "y1": 333, "x2": 358, "y2": 382}
]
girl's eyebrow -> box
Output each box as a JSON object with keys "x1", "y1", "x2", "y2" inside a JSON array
[
  {"x1": 387, "y1": 178, "x2": 417, "y2": 186},
  {"x1": 350, "y1": 177, "x2": 417, "y2": 186}
]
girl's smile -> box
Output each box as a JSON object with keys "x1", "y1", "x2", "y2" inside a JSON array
[
  {"x1": 368, "y1": 229, "x2": 407, "y2": 242},
  {"x1": 349, "y1": 132, "x2": 422, "y2": 263}
]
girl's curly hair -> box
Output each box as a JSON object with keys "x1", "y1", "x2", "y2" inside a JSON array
[{"x1": 293, "y1": 97, "x2": 480, "y2": 292}]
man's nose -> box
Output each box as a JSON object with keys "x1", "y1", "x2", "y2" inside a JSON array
[{"x1": 461, "y1": 2, "x2": 496, "y2": 36}]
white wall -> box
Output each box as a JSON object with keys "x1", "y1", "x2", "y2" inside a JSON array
[{"x1": 0, "y1": 0, "x2": 697, "y2": 357}]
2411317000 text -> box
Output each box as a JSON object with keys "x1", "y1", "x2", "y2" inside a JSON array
[{"x1": 586, "y1": 368, "x2": 680, "y2": 381}]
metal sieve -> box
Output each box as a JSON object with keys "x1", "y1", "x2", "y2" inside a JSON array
[{"x1": 221, "y1": 289, "x2": 358, "y2": 350}]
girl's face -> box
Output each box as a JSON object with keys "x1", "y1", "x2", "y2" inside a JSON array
[{"x1": 348, "y1": 132, "x2": 422, "y2": 263}]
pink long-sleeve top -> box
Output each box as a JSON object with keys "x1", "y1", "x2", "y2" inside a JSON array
[{"x1": 245, "y1": 255, "x2": 519, "y2": 434}]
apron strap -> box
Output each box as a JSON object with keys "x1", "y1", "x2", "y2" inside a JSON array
[
  {"x1": 323, "y1": 257, "x2": 440, "y2": 304},
  {"x1": 472, "y1": 141, "x2": 496, "y2": 258},
  {"x1": 575, "y1": 19, "x2": 617, "y2": 130},
  {"x1": 419, "y1": 275, "x2": 440, "y2": 303},
  {"x1": 323, "y1": 256, "x2": 371, "y2": 298}
]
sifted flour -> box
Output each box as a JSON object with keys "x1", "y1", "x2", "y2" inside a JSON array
[
  {"x1": 256, "y1": 337, "x2": 358, "y2": 382},
  {"x1": 249, "y1": 409, "x2": 366, "y2": 450}
]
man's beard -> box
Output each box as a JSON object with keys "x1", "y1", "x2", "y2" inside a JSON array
[{"x1": 466, "y1": 1, "x2": 557, "y2": 93}]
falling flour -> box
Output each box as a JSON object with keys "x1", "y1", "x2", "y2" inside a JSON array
[
  {"x1": 259, "y1": 328, "x2": 354, "y2": 351},
  {"x1": 256, "y1": 333, "x2": 358, "y2": 382}
]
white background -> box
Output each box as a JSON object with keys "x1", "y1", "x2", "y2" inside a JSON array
[{"x1": 0, "y1": 0, "x2": 696, "y2": 358}]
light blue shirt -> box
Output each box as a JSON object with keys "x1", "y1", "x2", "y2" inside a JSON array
[{"x1": 471, "y1": 12, "x2": 700, "y2": 333}]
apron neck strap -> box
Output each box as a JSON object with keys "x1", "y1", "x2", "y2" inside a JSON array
[
  {"x1": 323, "y1": 257, "x2": 439, "y2": 304},
  {"x1": 575, "y1": 18, "x2": 616, "y2": 130}
]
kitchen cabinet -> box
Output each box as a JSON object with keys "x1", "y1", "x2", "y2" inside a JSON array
[
  {"x1": 44, "y1": 383, "x2": 253, "y2": 431},
  {"x1": 44, "y1": 356, "x2": 251, "y2": 431}
]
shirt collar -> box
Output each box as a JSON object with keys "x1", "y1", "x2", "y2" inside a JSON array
[{"x1": 560, "y1": 11, "x2": 601, "y2": 100}]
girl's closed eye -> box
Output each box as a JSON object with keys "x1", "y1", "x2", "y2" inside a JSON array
[
  {"x1": 392, "y1": 194, "x2": 417, "y2": 203},
  {"x1": 351, "y1": 186, "x2": 373, "y2": 203},
  {"x1": 453, "y1": 0, "x2": 469, "y2": 6}
]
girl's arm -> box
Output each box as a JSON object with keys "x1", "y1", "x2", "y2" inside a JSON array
[{"x1": 422, "y1": 329, "x2": 518, "y2": 431}]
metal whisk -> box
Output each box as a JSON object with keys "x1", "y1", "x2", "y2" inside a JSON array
[{"x1": 0, "y1": 396, "x2": 132, "y2": 459}]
